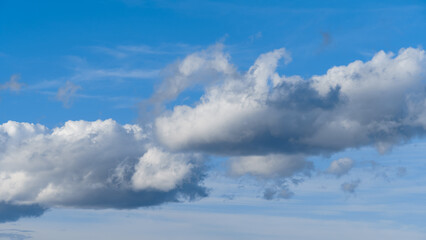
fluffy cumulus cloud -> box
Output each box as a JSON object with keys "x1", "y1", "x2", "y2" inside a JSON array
[
  {"x1": 132, "y1": 147, "x2": 205, "y2": 192},
  {"x1": 155, "y1": 46, "x2": 426, "y2": 178},
  {"x1": 0, "y1": 120, "x2": 207, "y2": 222},
  {"x1": 3, "y1": 45, "x2": 426, "y2": 221}
]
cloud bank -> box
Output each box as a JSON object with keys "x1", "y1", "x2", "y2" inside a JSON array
[{"x1": 2, "y1": 45, "x2": 426, "y2": 221}]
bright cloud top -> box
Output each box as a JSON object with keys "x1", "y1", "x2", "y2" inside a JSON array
[{"x1": 132, "y1": 147, "x2": 204, "y2": 191}]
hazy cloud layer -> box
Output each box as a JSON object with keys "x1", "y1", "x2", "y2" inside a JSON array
[{"x1": 0, "y1": 232, "x2": 31, "y2": 240}]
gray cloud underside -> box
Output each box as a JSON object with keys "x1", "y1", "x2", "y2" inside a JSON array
[{"x1": 0, "y1": 202, "x2": 46, "y2": 223}]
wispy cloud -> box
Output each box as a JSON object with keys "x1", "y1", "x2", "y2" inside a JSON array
[
  {"x1": 90, "y1": 46, "x2": 129, "y2": 58},
  {"x1": 341, "y1": 179, "x2": 361, "y2": 194},
  {"x1": 90, "y1": 43, "x2": 200, "y2": 58},
  {"x1": 248, "y1": 31, "x2": 262, "y2": 42},
  {"x1": 1, "y1": 74, "x2": 24, "y2": 92},
  {"x1": 56, "y1": 81, "x2": 81, "y2": 108},
  {"x1": 73, "y1": 68, "x2": 160, "y2": 80}
]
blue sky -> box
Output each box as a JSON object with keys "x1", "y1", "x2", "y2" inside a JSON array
[{"x1": 1, "y1": 0, "x2": 426, "y2": 239}]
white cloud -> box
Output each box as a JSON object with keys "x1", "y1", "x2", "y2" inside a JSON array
[
  {"x1": 155, "y1": 48, "x2": 291, "y2": 154},
  {"x1": 132, "y1": 147, "x2": 203, "y2": 191},
  {"x1": 3, "y1": 45, "x2": 426, "y2": 222},
  {"x1": 311, "y1": 48, "x2": 425, "y2": 97},
  {"x1": 327, "y1": 158, "x2": 354, "y2": 177},
  {"x1": 0, "y1": 119, "x2": 206, "y2": 210},
  {"x1": 154, "y1": 47, "x2": 426, "y2": 180}
]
